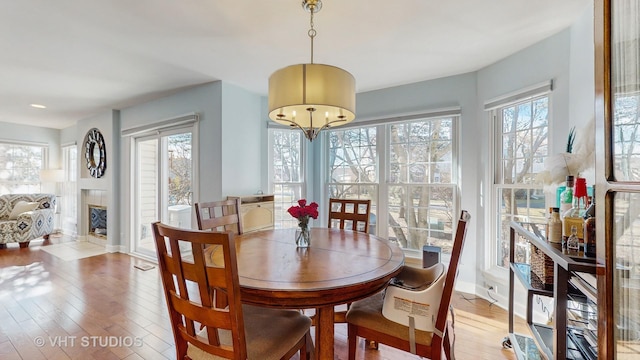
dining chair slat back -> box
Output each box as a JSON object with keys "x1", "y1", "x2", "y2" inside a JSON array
[
  {"x1": 151, "y1": 222, "x2": 312, "y2": 360},
  {"x1": 324, "y1": 198, "x2": 373, "y2": 326},
  {"x1": 195, "y1": 198, "x2": 243, "y2": 235},
  {"x1": 345, "y1": 210, "x2": 471, "y2": 360},
  {"x1": 328, "y1": 198, "x2": 371, "y2": 233}
]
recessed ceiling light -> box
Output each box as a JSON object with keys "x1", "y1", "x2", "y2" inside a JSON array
[{"x1": 30, "y1": 104, "x2": 46, "y2": 109}]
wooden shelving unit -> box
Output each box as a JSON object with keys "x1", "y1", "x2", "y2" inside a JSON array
[{"x1": 507, "y1": 221, "x2": 597, "y2": 360}]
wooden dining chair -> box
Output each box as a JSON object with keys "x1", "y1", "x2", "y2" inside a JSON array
[
  {"x1": 328, "y1": 198, "x2": 371, "y2": 233},
  {"x1": 325, "y1": 198, "x2": 372, "y2": 325},
  {"x1": 195, "y1": 198, "x2": 244, "y2": 309},
  {"x1": 152, "y1": 222, "x2": 312, "y2": 360},
  {"x1": 345, "y1": 210, "x2": 471, "y2": 360},
  {"x1": 195, "y1": 198, "x2": 243, "y2": 234}
]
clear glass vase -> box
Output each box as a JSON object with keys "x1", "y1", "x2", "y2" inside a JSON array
[{"x1": 295, "y1": 225, "x2": 310, "y2": 248}]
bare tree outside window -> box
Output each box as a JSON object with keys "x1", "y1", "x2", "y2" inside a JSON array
[
  {"x1": 327, "y1": 127, "x2": 378, "y2": 233},
  {"x1": 388, "y1": 119, "x2": 456, "y2": 252},
  {"x1": 0, "y1": 143, "x2": 44, "y2": 194},
  {"x1": 326, "y1": 118, "x2": 459, "y2": 252},
  {"x1": 614, "y1": 92, "x2": 640, "y2": 181},
  {"x1": 271, "y1": 130, "x2": 304, "y2": 228},
  {"x1": 167, "y1": 133, "x2": 192, "y2": 206},
  {"x1": 494, "y1": 96, "x2": 549, "y2": 268}
]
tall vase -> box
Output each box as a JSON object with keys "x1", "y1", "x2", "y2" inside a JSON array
[{"x1": 295, "y1": 224, "x2": 310, "y2": 248}]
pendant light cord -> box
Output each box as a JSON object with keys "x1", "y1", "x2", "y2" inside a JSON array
[{"x1": 308, "y1": 7, "x2": 316, "y2": 64}]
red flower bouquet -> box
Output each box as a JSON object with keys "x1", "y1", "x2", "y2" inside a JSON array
[
  {"x1": 288, "y1": 199, "x2": 318, "y2": 247},
  {"x1": 287, "y1": 199, "x2": 319, "y2": 224}
]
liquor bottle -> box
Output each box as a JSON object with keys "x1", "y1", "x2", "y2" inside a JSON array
[
  {"x1": 544, "y1": 207, "x2": 552, "y2": 241},
  {"x1": 566, "y1": 225, "x2": 579, "y2": 250},
  {"x1": 563, "y1": 177, "x2": 588, "y2": 242},
  {"x1": 548, "y1": 207, "x2": 563, "y2": 244},
  {"x1": 559, "y1": 175, "x2": 575, "y2": 214},
  {"x1": 583, "y1": 185, "x2": 596, "y2": 257}
]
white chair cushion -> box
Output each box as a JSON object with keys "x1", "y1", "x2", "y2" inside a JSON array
[{"x1": 8, "y1": 201, "x2": 39, "y2": 220}]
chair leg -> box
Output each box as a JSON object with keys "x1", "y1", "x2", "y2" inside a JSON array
[
  {"x1": 299, "y1": 333, "x2": 307, "y2": 360},
  {"x1": 347, "y1": 324, "x2": 357, "y2": 360},
  {"x1": 303, "y1": 331, "x2": 314, "y2": 360}
]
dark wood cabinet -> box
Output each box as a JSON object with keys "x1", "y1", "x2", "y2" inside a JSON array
[
  {"x1": 508, "y1": 222, "x2": 597, "y2": 359},
  {"x1": 594, "y1": 0, "x2": 640, "y2": 359}
]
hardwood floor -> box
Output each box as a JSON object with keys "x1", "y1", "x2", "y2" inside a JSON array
[{"x1": 0, "y1": 238, "x2": 523, "y2": 359}]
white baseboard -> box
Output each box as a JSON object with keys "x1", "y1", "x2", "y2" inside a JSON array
[
  {"x1": 455, "y1": 279, "x2": 477, "y2": 295},
  {"x1": 106, "y1": 244, "x2": 125, "y2": 253}
]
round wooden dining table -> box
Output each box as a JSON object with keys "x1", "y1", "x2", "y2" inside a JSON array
[{"x1": 208, "y1": 227, "x2": 404, "y2": 360}]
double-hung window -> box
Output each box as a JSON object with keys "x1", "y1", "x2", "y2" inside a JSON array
[
  {"x1": 61, "y1": 144, "x2": 78, "y2": 235},
  {"x1": 324, "y1": 112, "x2": 460, "y2": 254},
  {"x1": 388, "y1": 118, "x2": 457, "y2": 253},
  {"x1": 0, "y1": 141, "x2": 46, "y2": 194},
  {"x1": 269, "y1": 128, "x2": 305, "y2": 229},
  {"x1": 489, "y1": 86, "x2": 550, "y2": 268},
  {"x1": 270, "y1": 111, "x2": 460, "y2": 254},
  {"x1": 326, "y1": 126, "x2": 379, "y2": 233}
]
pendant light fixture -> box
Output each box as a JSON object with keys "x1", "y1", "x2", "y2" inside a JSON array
[{"x1": 268, "y1": 0, "x2": 356, "y2": 141}]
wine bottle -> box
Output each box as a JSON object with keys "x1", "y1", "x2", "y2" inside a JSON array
[
  {"x1": 563, "y1": 177, "x2": 587, "y2": 242},
  {"x1": 583, "y1": 185, "x2": 596, "y2": 257}
]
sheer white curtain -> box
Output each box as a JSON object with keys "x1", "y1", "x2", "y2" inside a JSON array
[
  {"x1": 62, "y1": 145, "x2": 78, "y2": 236},
  {"x1": 612, "y1": 0, "x2": 640, "y2": 354}
]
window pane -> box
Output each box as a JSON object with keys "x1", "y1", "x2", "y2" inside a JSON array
[
  {"x1": 613, "y1": 93, "x2": 640, "y2": 181},
  {"x1": 327, "y1": 127, "x2": 378, "y2": 235},
  {"x1": 387, "y1": 118, "x2": 457, "y2": 253},
  {"x1": 271, "y1": 130, "x2": 304, "y2": 229},
  {"x1": 328, "y1": 128, "x2": 377, "y2": 184},
  {"x1": 612, "y1": 192, "x2": 640, "y2": 354},
  {"x1": 494, "y1": 95, "x2": 549, "y2": 268},
  {"x1": 167, "y1": 133, "x2": 192, "y2": 206},
  {"x1": 0, "y1": 143, "x2": 44, "y2": 194},
  {"x1": 62, "y1": 145, "x2": 78, "y2": 236},
  {"x1": 273, "y1": 183, "x2": 303, "y2": 229}
]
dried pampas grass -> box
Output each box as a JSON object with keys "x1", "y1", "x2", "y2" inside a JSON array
[{"x1": 537, "y1": 117, "x2": 595, "y2": 186}]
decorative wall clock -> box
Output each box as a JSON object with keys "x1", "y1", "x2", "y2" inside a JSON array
[{"x1": 84, "y1": 128, "x2": 106, "y2": 178}]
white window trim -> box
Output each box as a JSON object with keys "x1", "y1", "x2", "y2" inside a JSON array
[
  {"x1": 0, "y1": 140, "x2": 48, "y2": 193},
  {"x1": 267, "y1": 127, "x2": 308, "y2": 228},
  {"x1": 483, "y1": 83, "x2": 553, "y2": 279},
  {"x1": 321, "y1": 111, "x2": 461, "y2": 260},
  {"x1": 123, "y1": 117, "x2": 199, "y2": 256}
]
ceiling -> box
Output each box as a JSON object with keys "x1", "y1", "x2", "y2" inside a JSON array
[{"x1": 0, "y1": 0, "x2": 590, "y2": 130}]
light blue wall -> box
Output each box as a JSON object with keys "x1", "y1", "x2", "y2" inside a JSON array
[
  {"x1": 569, "y1": 4, "x2": 595, "y2": 130},
  {"x1": 60, "y1": 125, "x2": 77, "y2": 146},
  {"x1": 221, "y1": 82, "x2": 263, "y2": 196},
  {"x1": 119, "y1": 82, "x2": 224, "y2": 202},
  {"x1": 356, "y1": 75, "x2": 475, "y2": 120},
  {"x1": 115, "y1": 81, "x2": 264, "y2": 250},
  {"x1": 477, "y1": 29, "x2": 572, "y2": 155}
]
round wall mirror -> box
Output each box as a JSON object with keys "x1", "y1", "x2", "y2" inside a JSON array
[{"x1": 84, "y1": 128, "x2": 106, "y2": 178}]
